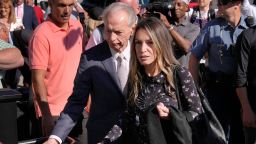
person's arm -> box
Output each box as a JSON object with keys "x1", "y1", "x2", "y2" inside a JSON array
[
  {"x1": 44, "y1": 53, "x2": 91, "y2": 142},
  {"x1": 159, "y1": 13, "x2": 199, "y2": 53},
  {"x1": 99, "y1": 103, "x2": 137, "y2": 143},
  {"x1": 236, "y1": 87, "x2": 256, "y2": 127},
  {"x1": 169, "y1": 27, "x2": 192, "y2": 53},
  {"x1": 189, "y1": 54, "x2": 200, "y2": 83},
  {"x1": 188, "y1": 25, "x2": 209, "y2": 83},
  {"x1": 234, "y1": 30, "x2": 256, "y2": 128},
  {"x1": 177, "y1": 66, "x2": 203, "y2": 121},
  {"x1": 43, "y1": 138, "x2": 60, "y2": 144},
  {"x1": 32, "y1": 69, "x2": 55, "y2": 136},
  {"x1": 74, "y1": 2, "x2": 88, "y2": 18},
  {"x1": 0, "y1": 48, "x2": 24, "y2": 69}
]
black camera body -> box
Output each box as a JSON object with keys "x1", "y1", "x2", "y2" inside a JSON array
[
  {"x1": 146, "y1": 2, "x2": 173, "y2": 15},
  {"x1": 144, "y1": 2, "x2": 174, "y2": 23}
]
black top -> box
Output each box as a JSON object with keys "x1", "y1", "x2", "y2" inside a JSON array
[
  {"x1": 104, "y1": 66, "x2": 202, "y2": 143},
  {"x1": 234, "y1": 26, "x2": 256, "y2": 112}
]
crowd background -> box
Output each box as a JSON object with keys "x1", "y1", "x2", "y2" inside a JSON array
[{"x1": 0, "y1": 0, "x2": 256, "y2": 143}]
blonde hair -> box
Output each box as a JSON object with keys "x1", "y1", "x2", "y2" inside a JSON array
[
  {"x1": 0, "y1": 0, "x2": 16, "y2": 24},
  {"x1": 86, "y1": 18, "x2": 103, "y2": 37},
  {"x1": 129, "y1": 17, "x2": 179, "y2": 104}
]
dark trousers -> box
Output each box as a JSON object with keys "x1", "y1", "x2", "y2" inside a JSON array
[
  {"x1": 206, "y1": 81, "x2": 245, "y2": 144},
  {"x1": 244, "y1": 127, "x2": 256, "y2": 144}
]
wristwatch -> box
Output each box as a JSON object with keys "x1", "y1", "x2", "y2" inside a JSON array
[{"x1": 168, "y1": 25, "x2": 174, "y2": 31}]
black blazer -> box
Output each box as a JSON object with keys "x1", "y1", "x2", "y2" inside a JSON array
[{"x1": 51, "y1": 41, "x2": 127, "y2": 144}]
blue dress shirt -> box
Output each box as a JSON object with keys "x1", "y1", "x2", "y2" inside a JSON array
[{"x1": 191, "y1": 16, "x2": 249, "y2": 74}]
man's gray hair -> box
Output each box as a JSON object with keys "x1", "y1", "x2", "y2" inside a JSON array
[{"x1": 102, "y1": 2, "x2": 137, "y2": 27}]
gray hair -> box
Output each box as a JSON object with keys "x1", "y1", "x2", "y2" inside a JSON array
[{"x1": 102, "y1": 2, "x2": 137, "y2": 27}]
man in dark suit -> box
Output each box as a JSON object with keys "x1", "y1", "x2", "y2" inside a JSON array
[
  {"x1": 14, "y1": 0, "x2": 38, "y2": 30},
  {"x1": 44, "y1": 2, "x2": 137, "y2": 144},
  {"x1": 13, "y1": 0, "x2": 38, "y2": 57}
]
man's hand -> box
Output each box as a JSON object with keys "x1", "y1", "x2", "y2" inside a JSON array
[
  {"x1": 158, "y1": 12, "x2": 172, "y2": 28},
  {"x1": 242, "y1": 108, "x2": 256, "y2": 128},
  {"x1": 43, "y1": 138, "x2": 59, "y2": 144},
  {"x1": 157, "y1": 102, "x2": 170, "y2": 119}
]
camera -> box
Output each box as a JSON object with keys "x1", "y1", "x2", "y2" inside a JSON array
[
  {"x1": 146, "y1": 2, "x2": 173, "y2": 16},
  {"x1": 143, "y1": 2, "x2": 174, "y2": 23}
]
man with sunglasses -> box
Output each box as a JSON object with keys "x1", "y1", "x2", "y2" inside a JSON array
[{"x1": 189, "y1": 0, "x2": 250, "y2": 143}]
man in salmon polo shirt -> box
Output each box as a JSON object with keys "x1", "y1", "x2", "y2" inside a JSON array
[{"x1": 29, "y1": 0, "x2": 83, "y2": 140}]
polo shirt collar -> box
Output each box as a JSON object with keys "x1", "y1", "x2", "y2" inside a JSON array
[
  {"x1": 174, "y1": 17, "x2": 189, "y2": 26},
  {"x1": 223, "y1": 15, "x2": 248, "y2": 29},
  {"x1": 46, "y1": 16, "x2": 75, "y2": 33}
]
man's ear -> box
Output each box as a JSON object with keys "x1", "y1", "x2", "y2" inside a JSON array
[{"x1": 131, "y1": 23, "x2": 136, "y2": 36}]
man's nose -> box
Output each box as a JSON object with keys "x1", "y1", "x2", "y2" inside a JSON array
[
  {"x1": 109, "y1": 32, "x2": 117, "y2": 41},
  {"x1": 64, "y1": 6, "x2": 71, "y2": 13}
]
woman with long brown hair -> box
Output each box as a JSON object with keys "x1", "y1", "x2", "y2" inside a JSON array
[{"x1": 100, "y1": 17, "x2": 203, "y2": 144}]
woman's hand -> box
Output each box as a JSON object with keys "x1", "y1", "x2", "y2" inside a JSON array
[{"x1": 156, "y1": 102, "x2": 170, "y2": 119}]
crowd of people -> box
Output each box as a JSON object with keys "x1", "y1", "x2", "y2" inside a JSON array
[{"x1": 0, "y1": 0, "x2": 256, "y2": 144}]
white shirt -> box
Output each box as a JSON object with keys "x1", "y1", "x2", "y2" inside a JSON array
[
  {"x1": 110, "y1": 42, "x2": 131, "y2": 73},
  {"x1": 15, "y1": 3, "x2": 24, "y2": 19},
  {"x1": 13, "y1": 3, "x2": 25, "y2": 30}
]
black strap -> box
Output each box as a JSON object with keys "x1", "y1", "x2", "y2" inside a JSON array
[{"x1": 173, "y1": 66, "x2": 183, "y2": 111}]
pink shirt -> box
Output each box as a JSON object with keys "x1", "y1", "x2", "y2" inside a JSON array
[{"x1": 29, "y1": 18, "x2": 83, "y2": 117}]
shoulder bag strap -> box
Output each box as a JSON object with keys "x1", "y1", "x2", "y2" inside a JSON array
[{"x1": 173, "y1": 66, "x2": 184, "y2": 111}]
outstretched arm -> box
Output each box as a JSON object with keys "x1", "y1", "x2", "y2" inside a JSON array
[{"x1": 0, "y1": 48, "x2": 24, "y2": 69}]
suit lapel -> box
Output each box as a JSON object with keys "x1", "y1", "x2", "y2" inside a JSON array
[
  {"x1": 22, "y1": 5, "x2": 26, "y2": 23},
  {"x1": 100, "y1": 43, "x2": 123, "y2": 92},
  {"x1": 102, "y1": 58, "x2": 122, "y2": 90}
]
